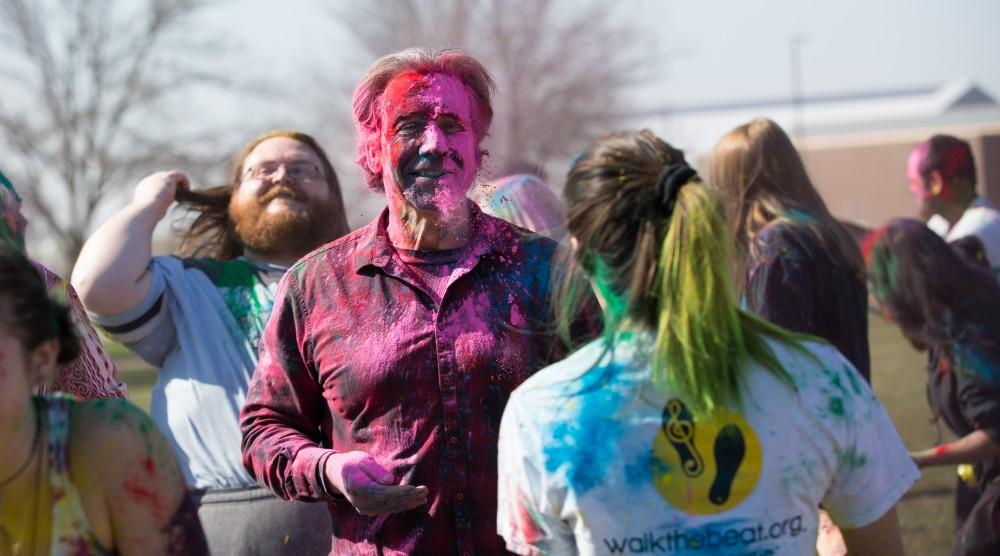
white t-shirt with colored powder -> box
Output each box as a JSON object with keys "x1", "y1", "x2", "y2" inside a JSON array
[
  {"x1": 94, "y1": 256, "x2": 286, "y2": 489},
  {"x1": 497, "y1": 333, "x2": 919, "y2": 556},
  {"x1": 927, "y1": 197, "x2": 1000, "y2": 272}
]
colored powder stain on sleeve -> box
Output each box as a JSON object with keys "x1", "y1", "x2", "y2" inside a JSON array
[
  {"x1": 828, "y1": 397, "x2": 845, "y2": 417},
  {"x1": 843, "y1": 364, "x2": 864, "y2": 396},
  {"x1": 513, "y1": 489, "x2": 547, "y2": 545},
  {"x1": 822, "y1": 367, "x2": 849, "y2": 399},
  {"x1": 817, "y1": 366, "x2": 855, "y2": 420},
  {"x1": 835, "y1": 446, "x2": 869, "y2": 470}
]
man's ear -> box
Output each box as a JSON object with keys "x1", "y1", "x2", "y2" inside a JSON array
[
  {"x1": 29, "y1": 338, "x2": 60, "y2": 389},
  {"x1": 362, "y1": 138, "x2": 383, "y2": 176}
]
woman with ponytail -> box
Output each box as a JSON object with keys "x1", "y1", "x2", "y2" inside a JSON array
[
  {"x1": 496, "y1": 130, "x2": 916, "y2": 556},
  {"x1": 0, "y1": 247, "x2": 207, "y2": 555}
]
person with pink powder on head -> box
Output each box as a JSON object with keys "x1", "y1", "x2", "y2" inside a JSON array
[
  {"x1": 908, "y1": 134, "x2": 1000, "y2": 274},
  {"x1": 241, "y1": 48, "x2": 594, "y2": 555}
]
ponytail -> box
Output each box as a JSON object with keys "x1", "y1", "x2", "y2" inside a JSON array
[
  {"x1": 652, "y1": 183, "x2": 795, "y2": 414},
  {"x1": 654, "y1": 183, "x2": 743, "y2": 412},
  {"x1": 561, "y1": 130, "x2": 802, "y2": 417}
]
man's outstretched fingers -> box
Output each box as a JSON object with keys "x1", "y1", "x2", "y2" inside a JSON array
[{"x1": 355, "y1": 483, "x2": 429, "y2": 516}]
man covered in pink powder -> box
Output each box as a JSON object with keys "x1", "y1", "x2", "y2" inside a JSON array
[
  {"x1": 241, "y1": 48, "x2": 591, "y2": 555},
  {"x1": 908, "y1": 134, "x2": 1000, "y2": 273}
]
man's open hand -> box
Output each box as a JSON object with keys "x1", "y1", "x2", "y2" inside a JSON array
[{"x1": 323, "y1": 451, "x2": 429, "y2": 516}]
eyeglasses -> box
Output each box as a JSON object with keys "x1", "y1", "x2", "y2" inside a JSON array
[{"x1": 243, "y1": 161, "x2": 322, "y2": 182}]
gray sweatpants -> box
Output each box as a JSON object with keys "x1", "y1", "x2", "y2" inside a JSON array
[{"x1": 192, "y1": 486, "x2": 333, "y2": 556}]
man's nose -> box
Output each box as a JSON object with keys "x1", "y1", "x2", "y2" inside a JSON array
[
  {"x1": 268, "y1": 164, "x2": 293, "y2": 183},
  {"x1": 418, "y1": 123, "x2": 447, "y2": 156}
]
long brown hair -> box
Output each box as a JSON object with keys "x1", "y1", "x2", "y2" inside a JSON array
[
  {"x1": 709, "y1": 118, "x2": 864, "y2": 286},
  {"x1": 869, "y1": 219, "x2": 1000, "y2": 385},
  {"x1": 174, "y1": 130, "x2": 349, "y2": 260}
]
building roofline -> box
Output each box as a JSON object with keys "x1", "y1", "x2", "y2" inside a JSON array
[{"x1": 629, "y1": 81, "x2": 995, "y2": 118}]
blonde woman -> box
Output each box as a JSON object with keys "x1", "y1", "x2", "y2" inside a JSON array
[{"x1": 710, "y1": 118, "x2": 870, "y2": 382}]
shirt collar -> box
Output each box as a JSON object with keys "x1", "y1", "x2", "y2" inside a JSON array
[
  {"x1": 969, "y1": 196, "x2": 995, "y2": 210},
  {"x1": 352, "y1": 200, "x2": 513, "y2": 273}
]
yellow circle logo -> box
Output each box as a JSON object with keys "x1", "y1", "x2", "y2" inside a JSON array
[{"x1": 651, "y1": 399, "x2": 762, "y2": 514}]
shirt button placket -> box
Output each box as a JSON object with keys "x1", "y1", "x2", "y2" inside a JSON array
[{"x1": 437, "y1": 309, "x2": 474, "y2": 554}]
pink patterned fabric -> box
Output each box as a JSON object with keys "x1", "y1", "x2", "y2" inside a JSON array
[{"x1": 33, "y1": 261, "x2": 127, "y2": 399}]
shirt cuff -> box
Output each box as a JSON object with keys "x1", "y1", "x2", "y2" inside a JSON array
[
  {"x1": 314, "y1": 449, "x2": 348, "y2": 502},
  {"x1": 977, "y1": 423, "x2": 1000, "y2": 448},
  {"x1": 316, "y1": 451, "x2": 334, "y2": 496},
  {"x1": 293, "y1": 446, "x2": 338, "y2": 501}
]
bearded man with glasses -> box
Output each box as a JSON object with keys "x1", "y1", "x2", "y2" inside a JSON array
[{"x1": 72, "y1": 130, "x2": 349, "y2": 555}]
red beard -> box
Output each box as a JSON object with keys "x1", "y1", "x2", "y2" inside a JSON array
[{"x1": 228, "y1": 190, "x2": 342, "y2": 260}]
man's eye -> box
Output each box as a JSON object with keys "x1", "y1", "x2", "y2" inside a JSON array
[
  {"x1": 396, "y1": 121, "x2": 423, "y2": 135},
  {"x1": 439, "y1": 121, "x2": 465, "y2": 134},
  {"x1": 252, "y1": 164, "x2": 280, "y2": 178}
]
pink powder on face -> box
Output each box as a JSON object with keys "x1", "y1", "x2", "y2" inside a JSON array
[
  {"x1": 907, "y1": 146, "x2": 931, "y2": 199},
  {"x1": 380, "y1": 72, "x2": 480, "y2": 212}
]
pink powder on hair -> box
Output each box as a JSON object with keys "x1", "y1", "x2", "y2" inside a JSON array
[{"x1": 907, "y1": 144, "x2": 931, "y2": 199}]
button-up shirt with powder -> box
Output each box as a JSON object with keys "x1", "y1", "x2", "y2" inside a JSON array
[{"x1": 241, "y1": 205, "x2": 580, "y2": 555}]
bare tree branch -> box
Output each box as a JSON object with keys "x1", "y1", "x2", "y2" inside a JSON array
[{"x1": 0, "y1": 0, "x2": 243, "y2": 267}]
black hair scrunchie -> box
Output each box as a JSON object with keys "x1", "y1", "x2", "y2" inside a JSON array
[{"x1": 655, "y1": 163, "x2": 697, "y2": 217}]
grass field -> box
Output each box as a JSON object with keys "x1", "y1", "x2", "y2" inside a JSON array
[{"x1": 104, "y1": 316, "x2": 954, "y2": 552}]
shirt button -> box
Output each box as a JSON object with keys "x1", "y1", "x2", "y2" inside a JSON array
[
  {"x1": 449, "y1": 436, "x2": 458, "y2": 445},
  {"x1": 456, "y1": 492, "x2": 465, "y2": 501}
]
